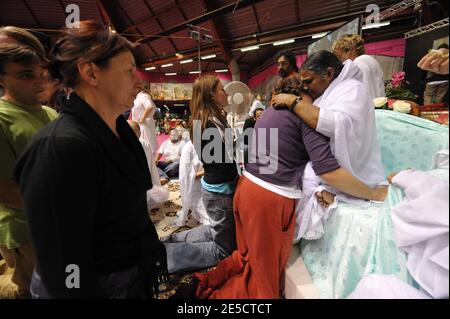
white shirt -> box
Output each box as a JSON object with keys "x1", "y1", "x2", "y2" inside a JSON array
[
  {"x1": 158, "y1": 139, "x2": 183, "y2": 162},
  {"x1": 353, "y1": 55, "x2": 385, "y2": 100}
]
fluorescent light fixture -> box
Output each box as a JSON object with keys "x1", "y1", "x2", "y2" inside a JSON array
[
  {"x1": 201, "y1": 54, "x2": 216, "y2": 60},
  {"x1": 145, "y1": 66, "x2": 156, "y2": 71},
  {"x1": 180, "y1": 59, "x2": 193, "y2": 64},
  {"x1": 362, "y1": 21, "x2": 391, "y2": 30},
  {"x1": 311, "y1": 32, "x2": 328, "y2": 39},
  {"x1": 161, "y1": 63, "x2": 173, "y2": 68},
  {"x1": 165, "y1": 73, "x2": 177, "y2": 75},
  {"x1": 241, "y1": 45, "x2": 260, "y2": 52},
  {"x1": 215, "y1": 69, "x2": 228, "y2": 73},
  {"x1": 273, "y1": 39, "x2": 295, "y2": 46},
  {"x1": 189, "y1": 71, "x2": 201, "y2": 74}
]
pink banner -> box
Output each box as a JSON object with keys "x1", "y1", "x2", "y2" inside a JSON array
[{"x1": 365, "y1": 38, "x2": 406, "y2": 57}]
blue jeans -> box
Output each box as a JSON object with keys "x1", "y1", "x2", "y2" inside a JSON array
[
  {"x1": 162, "y1": 188, "x2": 236, "y2": 273},
  {"x1": 157, "y1": 160, "x2": 180, "y2": 179}
]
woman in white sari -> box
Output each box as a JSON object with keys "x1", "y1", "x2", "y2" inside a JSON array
[
  {"x1": 131, "y1": 90, "x2": 169, "y2": 209},
  {"x1": 273, "y1": 50, "x2": 387, "y2": 242}
]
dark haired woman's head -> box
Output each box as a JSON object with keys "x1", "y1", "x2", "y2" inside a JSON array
[
  {"x1": 46, "y1": 20, "x2": 143, "y2": 114},
  {"x1": 274, "y1": 74, "x2": 303, "y2": 97},
  {"x1": 299, "y1": 50, "x2": 343, "y2": 99},
  {"x1": 275, "y1": 50, "x2": 298, "y2": 78}
]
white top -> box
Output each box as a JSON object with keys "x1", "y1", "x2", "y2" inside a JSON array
[
  {"x1": 157, "y1": 139, "x2": 183, "y2": 162},
  {"x1": 353, "y1": 55, "x2": 386, "y2": 100},
  {"x1": 243, "y1": 170, "x2": 303, "y2": 199},
  {"x1": 132, "y1": 92, "x2": 157, "y2": 154},
  {"x1": 315, "y1": 59, "x2": 386, "y2": 187}
]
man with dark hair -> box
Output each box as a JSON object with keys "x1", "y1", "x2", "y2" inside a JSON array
[
  {"x1": 0, "y1": 27, "x2": 58, "y2": 298},
  {"x1": 275, "y1": 50, "x2": 298, "y2": 79}
]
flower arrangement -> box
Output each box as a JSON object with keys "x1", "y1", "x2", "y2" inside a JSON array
[{"x1": 385, "y1": 71, "x2": 418, "y2": 102}]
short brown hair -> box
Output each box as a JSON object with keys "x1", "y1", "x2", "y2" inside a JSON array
[
  {"x1": 331, "y1": 34, "x2": 365, "y2": 56},
  {"x1": 0, "y1": 45, "x2": 42, "y2": 74},
  {"x1": 0, "y1": 26, "x2": 47, "y2": 61}
]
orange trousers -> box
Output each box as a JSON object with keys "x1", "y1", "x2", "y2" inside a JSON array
[{"x1": 195, "y1": 176, "x2": 296, "y2": 299}]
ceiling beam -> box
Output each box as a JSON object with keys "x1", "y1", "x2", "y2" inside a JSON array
[
  {"x1": 251, "y1": 3, "x2": 262, "y2": 34},
  {"x1": 121, "y1": 0, "x2": 197, "y2": 34},
  {"x1": 109, "y1": 0, "x2": 159, "y2": 59},
  {"x1": 22, "y1": 0, "x2": 41, "y2": 27},
  {"x1": 138, "y1": 0, "x2": 265, "y2": 45},
  {"x1": 142, "y1": 0, "x2": 180, "y2": 54},
  {"x1": 95, "y1": 0, "x2": 113, "y2": 26},
  {"x1": 174, "y1": 0, "x2": 188, "y2": 21}
]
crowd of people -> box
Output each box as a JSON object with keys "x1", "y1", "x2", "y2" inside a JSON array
[{"x1": 0, "y1": 20, "x2": 448, "y2": 299}]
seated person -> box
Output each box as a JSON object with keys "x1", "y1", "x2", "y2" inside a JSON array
[{"x1": 155, "y1": 129, "x2": 183, "y2": 179}]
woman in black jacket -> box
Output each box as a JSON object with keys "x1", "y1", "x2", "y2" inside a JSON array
[{"x1": 14, "y1": 21, "x2": 167, "y2": 298}]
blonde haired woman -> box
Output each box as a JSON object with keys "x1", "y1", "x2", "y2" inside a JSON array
[
  {"x1": 332, "y1": 34, "x2": 385, "y2": 100},
  {"x1": 162, "y1": 75, "x2": 238, "y2": 274}
]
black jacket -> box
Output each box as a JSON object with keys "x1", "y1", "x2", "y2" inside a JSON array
[{"x1": 14, "y1": 93, "x2": 166, "y2": 298}]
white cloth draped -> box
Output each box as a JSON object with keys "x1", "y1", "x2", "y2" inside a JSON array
[
  {"x1": 294, "y1": 60, "x2": 386, "y2": 243},
  {"x1": 353, "y1": 55, "x2": 386, "y2": 100},
  {"x1": 173, "y1": 141, "x2": 210, "y2": 226},
  {"x1": 391, "y1": 168, "x2": 449, "y2": 299}
]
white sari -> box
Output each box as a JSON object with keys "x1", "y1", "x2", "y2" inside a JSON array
[{"x1": 173, "y1": 141, "x2": 211, "y2": 226}]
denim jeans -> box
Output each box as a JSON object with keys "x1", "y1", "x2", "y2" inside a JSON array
[
  {"x1": 157, "y1": 160, "x2": 180, "y2": 178},
  {"x1": 162, "y1": 188, "x2": 236, "y2": 273}
]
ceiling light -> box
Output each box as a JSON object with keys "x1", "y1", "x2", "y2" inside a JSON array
[
  {"x1": 215, "y1": 69, "x2": 228, "y2": 73},
  {"x1": 189, "y1": 71, "x2": 201, "y2": 74},
  {"x1": 201, "y1": 54, "x2": 216, "y2": 60},
  {"x1": 362, "y1": 21, "x2": 391, "y2": 30},
  {"x1": 165, "y1": 73, "x2": 177, "y2": 75},
  {"x1": 145, "y1": 66, "x2": 156, "y2": 71},
  {"x1": 273, "y1": 39, "x2": 295, "y2": 46},
  {"x1": 161, "y1": 63, "x2": 173, "y2": 68},
  {"x1": 311, "y1": 32, "x2": 329, "y2": 39},
  {"x1": 180, "y1": 59, "x2": 193, "y2": 64},
  {"x1": 241, "y1": 45, "x2": 259, "y2": 52}
]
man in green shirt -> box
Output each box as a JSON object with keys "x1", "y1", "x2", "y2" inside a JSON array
[{"x1": 0, "y1": 27, "x2": 58, "y2": 298}]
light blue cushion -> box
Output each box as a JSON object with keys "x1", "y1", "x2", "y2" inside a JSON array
[{"x1": 375, "y1": 110, "x2": 449, "y2": 174}]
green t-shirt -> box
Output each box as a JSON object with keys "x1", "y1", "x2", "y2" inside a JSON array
[{"x1": 0, "y1": 98, "x2": 58, "y2": 248}]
